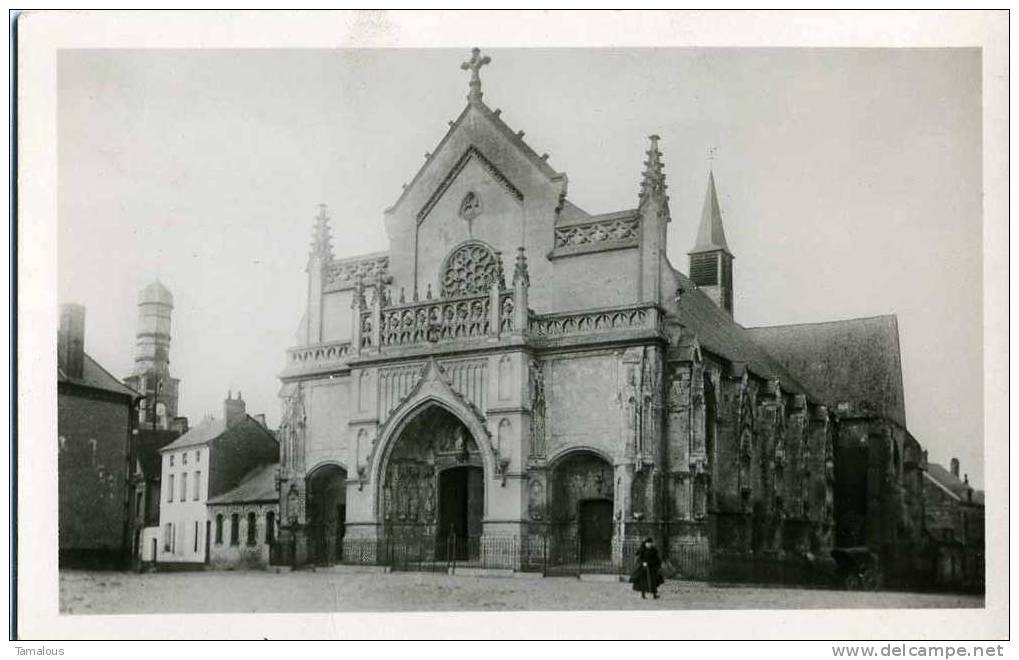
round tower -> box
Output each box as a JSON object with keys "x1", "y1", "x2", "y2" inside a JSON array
[
  {"x1": 125, "y1": 280, "x2": 181, "y2": 429},
  {"x1": 134, "y1": 280, "x2": 174, "y2": 376}
]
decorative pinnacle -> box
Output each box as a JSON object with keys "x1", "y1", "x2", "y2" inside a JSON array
[
  {"x1": 309, "y1": 203, "x2": 334, "y2": 263},
  {"x1": 512, "y1": 246, "x2": 530, "y2": 287},
  {"x1": 639, "y1": 134, "x2": 667, "y2": 204},
  {"x1": 461, "y1": 47, "x2": 491, "y2": 103}
]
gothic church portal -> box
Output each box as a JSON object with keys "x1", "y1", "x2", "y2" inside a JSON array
[{"x1": 276, "y1": 49, "x2": 921, "y2": 580}]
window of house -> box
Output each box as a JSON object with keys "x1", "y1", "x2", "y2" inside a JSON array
[
  {"x1": 168, "y1": 474, "x2": 175, "y2": 502},
  {"x1": 180, "y1": 472, "x2": 188, "y2": 501},
  {"x1": 194, "y1": 471, "x2": 201, "y2": 500},
  {"x1": 194, "y1": 521, "x2": 199, "y2": 554},
  {"x1": 265, "y1": 511, "x2": 276, "y2": 545},
  {"x1": 215, "y1": 514, "x2": 223, "y2": 544},
  {"x1": 164, "y1": 523, "x2": 172, "y2": 551},
  {"x1": 230, "y1": 513, "x2": 239, "y2": 545},
  {"x1": 195, "y1": 450, "x2": 200, "y2": 463},
  {"x1": 246, "y1": 512, "x2": 257, "y2": 546},
  {"x1": 182, "y1": 451, "x2": 188, "y2": 466},
  {"x1": 169, "y1": 455, "x2": 174, "y2": 467}
]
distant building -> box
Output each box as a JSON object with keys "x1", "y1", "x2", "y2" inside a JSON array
[
  {"x1": 924, "y1": 458, "x2": 985, "y2": 590},
  {"x1": 156, "y1": 392, "x2": 278, "y2": 567},
  {"x1": 122, "y1": 281, "x2": 189, "y2": 566},
  {"x1": 207, "y1": 462, "x2": 280, "y2": 569},
  {"x1": 58, "y1": 303, "x2": 141, "y2": 568},
  {"x1": 123, "y1": 281, "x2": 181, "y2": 430}
]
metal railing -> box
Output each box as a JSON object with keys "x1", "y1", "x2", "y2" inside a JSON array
[{"x1": 335, "y1": 534, "x2": 711, "y2": 579}]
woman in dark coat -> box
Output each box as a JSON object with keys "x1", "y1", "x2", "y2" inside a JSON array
[{"x1": 631, "y1": 537, "x2": 664, "y2": 599}]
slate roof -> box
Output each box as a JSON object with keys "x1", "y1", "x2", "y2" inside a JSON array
[
  {"x1": 746, "y1": 315, "x2": 906, "y2": 426},
  {"x1": 672, "y1": 268, "x2": 811, "y2": 397},
  {"x1": 159, "y1": 416, "x2": 228, "y2": 452},
  {"x1": 207, "y1": 462, "x2": 279, "y2": 505},
  {"x1": 58, "y1": 352, "x2": 141, "y2": 400},
  {"x1": 690, "y1": 171, "x2": 731, "y2": 255},
  {"x1": 132, "y1": 429, "x2": 183, "y2": 480},
  {"x1": 926, "y1": 463, "x2": 983, "y2": 505}
]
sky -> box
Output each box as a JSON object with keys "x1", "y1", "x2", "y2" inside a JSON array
[{"x1": 57, "y1": 48, "x2": 983, "y2": 486}]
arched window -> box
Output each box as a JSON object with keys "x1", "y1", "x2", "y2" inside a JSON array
[
  {"x1": 215, "y1": 514, "x2": 224, "y2": 544},
  {"x1": 265, "y1": 511, "x2": 276, "y2": 544},
  {"x1": 246, "y1": 512, "x2": 257, "y2": 546},
  {"x1": 230, "y1": 513, "x2": 240, "y2": 545}
]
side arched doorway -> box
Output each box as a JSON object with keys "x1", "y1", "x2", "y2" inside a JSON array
[
  {"x1": 548, "y1": 450, "x2": 615, "y2": 570},
  {"x1": 306, "y1": 464, "x2": 347, "y2": 565},
  {"x1": 381, "y1": 405, "x2": 485, "y2": 561}
]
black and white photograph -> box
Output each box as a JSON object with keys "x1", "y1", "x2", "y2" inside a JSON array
[{"x1": 14, "y1": 10, "x2": 1008, "y2": 643}]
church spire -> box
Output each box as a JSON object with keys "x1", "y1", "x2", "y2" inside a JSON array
[
  {"x1": 309, "y1": 203, "x2": 334, "y2": 264},
  {"x1": 688, "y1": 170, "x2": 735, "y2": 317},
  {"x1": 690, "y1": 170, "x2": 731, "y2": 255},
  {"x1": 461, "y1": 47, "x2": 492, "y2": 104},
  {"x1": 638, "y1": 134, "x2": 667, "y2": 204}
]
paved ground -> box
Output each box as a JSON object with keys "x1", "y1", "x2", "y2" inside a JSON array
[{"x1": 59, "y1": 569, "x2": 983, "y2": 615}]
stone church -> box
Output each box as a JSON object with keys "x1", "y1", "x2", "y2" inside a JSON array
[{"x1": 275, "y1": 49, "x2": 931, "y2": 583}]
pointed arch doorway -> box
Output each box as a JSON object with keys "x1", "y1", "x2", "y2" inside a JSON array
[{"x1": 381, "y1": 405, "x2": 485, "y2": 561}]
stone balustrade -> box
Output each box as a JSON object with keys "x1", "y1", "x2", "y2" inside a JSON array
[
  {"x1": 282, "y1": 340, "x2": 353, "y2": 376},
  {"x1": 284, "y1": 295, "x2": 661, "y2": 377},
  {"x1": 529, "y1": 303, "x2": 658, "y2": 342}
]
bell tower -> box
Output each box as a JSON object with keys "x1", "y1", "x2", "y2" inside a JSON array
[
  {"x1": 124, "y1": 280, "x2": 181, "y2": 429},
  {"x1": 688, "y1": 171, "x2": 734, "y2": 316}
]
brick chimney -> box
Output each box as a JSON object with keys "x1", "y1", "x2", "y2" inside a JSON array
[
  {"x1": 224, "y1": 390, "x2": 246, "y2": 427},
  {"x1": 58, "y1": 304, "x2": 86, "y2": 379},
  {"x1": 950, "y1": 457, "x2": 960, "y2": 478},
  {"x1": 253, "y1": 413, "x2": 267, "y2": 428}
]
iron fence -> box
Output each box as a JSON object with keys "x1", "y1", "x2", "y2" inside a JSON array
[{"x1": 336, "y1": 533, "x2": 708, "y2": 579}]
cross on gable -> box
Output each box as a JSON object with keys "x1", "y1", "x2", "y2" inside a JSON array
[{"x1": 461, "y1": 47, "x2": 491, "y2": 102}]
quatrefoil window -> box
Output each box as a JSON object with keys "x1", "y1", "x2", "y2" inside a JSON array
[{"x1": 459, "y1": 192, "x2": 482, "y2": 222}]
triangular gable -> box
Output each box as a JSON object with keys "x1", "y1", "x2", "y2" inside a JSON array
[
  {"x1": 416, "y1": 145, "x2": 524, "y2": 225},
  {"x1": 385, "y1": 100, "x2": 564, "y2": 217}
]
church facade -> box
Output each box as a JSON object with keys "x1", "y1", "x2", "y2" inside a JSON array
[{"x1": 275, "y1": 49, "x2": 932, "y2": 584}]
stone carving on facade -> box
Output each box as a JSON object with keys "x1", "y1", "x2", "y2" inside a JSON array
[
  {"x1": 527, "y1": 477, "x2": 545, "y2": 521},
  {"x1": 286, "y1": 340, "x2": 352, "y2": 369},
  {"x1": 528, "y1": 359, "x2": 547, "y2": 459},
  {"x1": 737, "y1": 380, "x2": 754, "y2": 513},
  {"x1": 324, "y1": 255, "x2": 390, "y2": 293},
  {"x1": 512, "y1": 246, "x2": 529, "y2": 287},
  {"x1": 376, "y1": 295, "x2": 494, "y2": 348},
  {"x1": 459, "y1": 191, "x2": 482, "y2": 222},
  {"x1": 553, "y1": 217, "x2": 639, "y2": 249},
  {"x1": 440, "y1": 241, "x2": 503, "y2": 298},
  {"x1": 530, "y1": 306, "x2": 648, "y2": 339},
  {"x1": 279, "y1": 382, "x2": 307, "y2": 477}
]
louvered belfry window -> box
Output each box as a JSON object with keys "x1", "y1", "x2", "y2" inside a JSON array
[{"x1": 690, "y1": 252, "x2": 718, "y2": 286}]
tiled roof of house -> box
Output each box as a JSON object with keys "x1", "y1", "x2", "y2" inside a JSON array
[
  {"x1": 132, "y1": 429, "x2": 183, "y2": 479},
  {"x1": 159, "y1": 416, "x2": 228, "y2": 452},
  {"x1": 58, "y1": 352, "x2": 140, "y2": 400},
  {"x1": 207, "y1": 462, "x2": 279, "y2": 505},
  {"x1": 745, "y1": 315, "x2": 906, "y2": 426}
]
